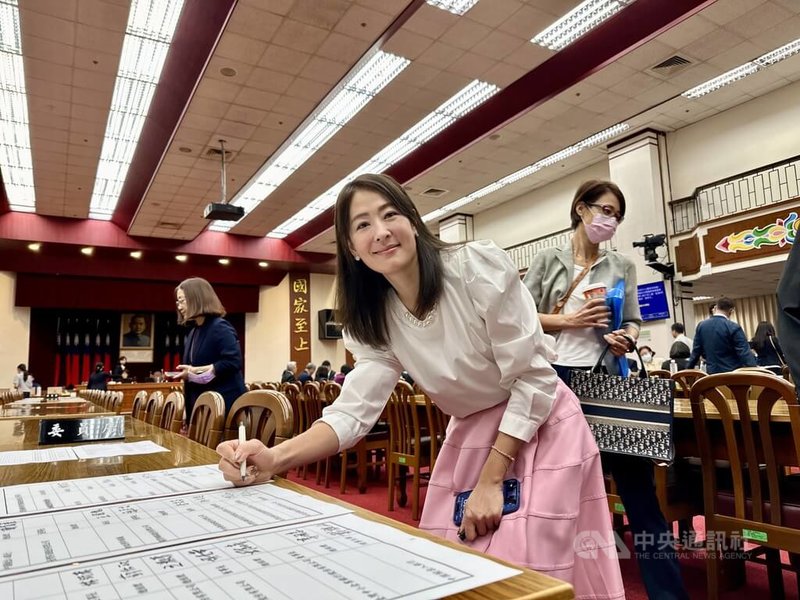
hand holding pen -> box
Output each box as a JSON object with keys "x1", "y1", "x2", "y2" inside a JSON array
[{"x1": 216, "y1": 432, "x2": 272, "y2": 486}]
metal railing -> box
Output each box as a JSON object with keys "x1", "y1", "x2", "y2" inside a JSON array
[
  {"x1": 671, "y1": 154, "x2": 800, "y2": 235},
  {"x1": 505, "y1": 229, "x2": 571, "y2": 271}
]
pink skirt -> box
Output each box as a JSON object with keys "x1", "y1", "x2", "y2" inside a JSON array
[{"x1": 419, "y1": 380, "x2": 625, "y2": 599}]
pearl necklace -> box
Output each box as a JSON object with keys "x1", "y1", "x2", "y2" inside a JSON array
[{"x1": 402, "y1": 304, "x2": 438, "y2": 328}]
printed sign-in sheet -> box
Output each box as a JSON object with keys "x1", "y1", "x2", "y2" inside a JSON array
[
  {"x1": 0, "y1": 513, "x2": 520, "y2": 600},
  {"x1": 0, "y1": 465, "x2": 231, "y2": 517},
  {"x1": 0, "y1": 485, "x2": 351, "y2": 577}
]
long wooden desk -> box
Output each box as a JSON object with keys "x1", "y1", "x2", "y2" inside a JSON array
[
  {"x1": 0, "y1": 417, "x2": 574, "y2": 600},
  {"x1": 0, "y1": 401, "x2": 113, "y2": 421},
  {"x1": 673, "y1": 397, "x2": 792, "y2": 422}
]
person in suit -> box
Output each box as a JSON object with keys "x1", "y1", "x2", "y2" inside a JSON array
[
  {"x1": 688, "y1": 297, "x2": 756, "y2": 374},
  {"x1": 111, "y1": 356, "x2": 127, "y2": 381},
  {"x1": 777, "y1": 240, "x2": 800, "y2": 385},
  {"x1": 280, "y1": 361, "x2": 297, "y2": 383},
  {"x1": 87, "y1": 362, "x2": 110, "y2": 390},
  {"x1": 175, "y1": 277, "x2": 246, "y2": 422},
  {"x1": 297, "y1": 362, "x2": 316, "y2": 384},
  {"x1": 122, "y1": 314, "x2": 151, "y2": 347}
]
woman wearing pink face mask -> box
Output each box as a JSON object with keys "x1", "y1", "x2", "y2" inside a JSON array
[{"x1": 524, "y1": 180, "x2": 690, "y2": 599}]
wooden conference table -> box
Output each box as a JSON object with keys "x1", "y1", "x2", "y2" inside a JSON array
[{"x1": 0, "y1": 417, "x2": 574, "y2": 600}]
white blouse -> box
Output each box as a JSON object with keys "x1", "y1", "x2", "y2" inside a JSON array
[{"x1": 320, "y1": 240, "x2": 558, "y2": 452}]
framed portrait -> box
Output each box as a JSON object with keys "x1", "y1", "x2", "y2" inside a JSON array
[{"x1": 120, "y1": 313, "x2": 154, "y2": 349}]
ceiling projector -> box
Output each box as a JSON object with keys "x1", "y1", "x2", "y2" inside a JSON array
[{"x1": 203, "y1": 203, "x2": 244, "y2": 221}]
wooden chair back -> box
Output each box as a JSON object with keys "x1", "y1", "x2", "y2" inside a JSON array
[
  {"x1": 782, "y1": 365, "x2": 793, "y2": 384},
  {"x1": 264, "y1": 382, "x2": 279, "y2": 391},
  {"x1": 672, "y1": 369, "x2": 706, "y2": 399},
  {"x1": 188, "y1": 391, "x2": 226, "y2": 449},
  {"x1": 690, "y1": 372, "x2": 800, "y2": 597},
  {"x1": 648, "y1": 369, "x2": 672, "y2": 379},
  {"x1": 301, "y1": 381, "x2": 324, "y2": 432},
  {"x1": 108, "y1": 391, "x2": 123, "y2": 414},
  {"x1": 224, "y1": 390, "x2": 294, "y2": 449},
  {"x1": 735, "y1": 366, "x2": 782, "y2": 376},
  {"x1": 131, "y1": 390, "x2": 148, "y2": 419},
  {"x1": 422, "y1": 393, "x2": 449, "y2": 469},
  {"x1": 143, "y1": 391, "x2": 164, "y2": 425},
  {"x1": 323, "y1": 381, "x2": 342, "y2": 403},
  {"x1": 159, "y1": 391, "x2": 185, "y2": 433},
  {"x1": 282, "y1": 383, "x2": 302, "y2": 436}
]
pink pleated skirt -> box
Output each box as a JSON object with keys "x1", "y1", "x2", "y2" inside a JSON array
[{"x1": 419, "y1": 380, "x2": 625, "y2": 599}]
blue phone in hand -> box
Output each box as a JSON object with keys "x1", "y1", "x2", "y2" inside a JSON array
[{"x1": 453, "y1": 478, "x2": 521, "y2": 526}]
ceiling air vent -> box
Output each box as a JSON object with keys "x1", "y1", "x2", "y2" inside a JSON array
[
  {"x1": 648, "y1": 54, "x2": 692, "y2": 78},
  {"x1": 157, "y1": 221, "x2": 181, "y2": 229},
  {"x1": 420, "y1": 187, "x2": 449, "y2": 198}
]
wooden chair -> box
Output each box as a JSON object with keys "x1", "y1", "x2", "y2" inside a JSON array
[
  {"x1": 735, "y1": 366, "x2": 782, "y2": 376},
  {"x1": 422, "y1": 392, "x2": 449, "y2": 470},
  {"x1": 223, "y1": 390, "x2": 293, "y2": 451},
  {"x1": 301, "y1": 381, "x2": 329, "y2": 483},
  {"x1": 131, "y1": 390, "x2": 148, "y2": 420},
  {"x1": 690, "y1": 372, "x2": 800, "y2": 598},
  {"x1": 108, "y1": 391, "x2": 123, "y2": 414},
  {"x1": 188, "y1": 391, "x2": 226, "y2": 449},
  {"x1": 159, "y1": 391, "x2": 185, "y2": 433},
  {"x1": 264, "y1": 382, "x2": 279, "y2": 391},
  {"x1": 323, "y1": 381, "x2": 341, "y2": 403},
  {"x1": 648, "y1": 369, "x2": 672, "y2": 379},
  {"x1": 672, "y1": 369, "x2": 707, "y2": 399},
  {"x1": 143, "y1": 391, "x2": 164, "y2": 425},
  {"x1": 282, "y1": 383, "x2": 302, "y2": 437},
  {"x1": 386, "y1": 380, "x2": 431, "y2": 520}
]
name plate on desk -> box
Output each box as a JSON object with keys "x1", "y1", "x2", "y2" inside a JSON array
[{"x1": 38, "y1": 416, "x2": 125, "y2": 445}]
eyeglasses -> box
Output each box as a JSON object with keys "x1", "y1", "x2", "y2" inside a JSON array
[
  {"x1": 175, "y1": 297, "x2": 186, "y2": 306},
  {"x1": 587, "y1": 203, "x2": 623, "y2": 222}
]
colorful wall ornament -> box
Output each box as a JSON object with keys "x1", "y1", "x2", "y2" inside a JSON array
[{"x1": 715, "y1": 211, "x2": 798, "y2": 254}]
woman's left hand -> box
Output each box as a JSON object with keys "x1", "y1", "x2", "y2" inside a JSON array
[
  {"x1": 459, "y1": 480, "x2": 503, "y2": 542},
  {"x1": 603, "y1": 329, "x2": 632, "y2": 357}
]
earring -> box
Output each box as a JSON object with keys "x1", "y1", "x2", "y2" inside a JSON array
[{"x1": 354, "y1": 255, "x2": 360, "y2": 261}]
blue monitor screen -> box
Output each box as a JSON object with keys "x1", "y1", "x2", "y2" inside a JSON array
[{"x1": 638, "y1": 281, "x2": 671, "y2": 322}]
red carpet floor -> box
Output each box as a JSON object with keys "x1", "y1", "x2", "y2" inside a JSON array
[{"x1": 287, "y1": 468, "x2": 799, "y2": 599}]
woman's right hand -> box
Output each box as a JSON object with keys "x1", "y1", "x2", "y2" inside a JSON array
[
  {"x1": 566, "y1": 298, "x2": 610, "y2": 329},
  {"x1": 217, "y1": 439, "x2": 273, "y2": 486}
]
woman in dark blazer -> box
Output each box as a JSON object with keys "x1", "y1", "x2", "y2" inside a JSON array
[
  {"x1": 175, "y1": 277, "x2": 246, "y2": 422},
  {"x1": 750, "y1": 320, "x2": 786, "y2": 375}
]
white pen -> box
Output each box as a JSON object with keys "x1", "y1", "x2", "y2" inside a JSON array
[{"x1": 238, "y1": 421, "x2": 247, "y2": 481}]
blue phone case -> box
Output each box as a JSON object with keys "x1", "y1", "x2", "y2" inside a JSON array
[{"x1": 453, "y1": 478, "x2": 521, "y2": 526}]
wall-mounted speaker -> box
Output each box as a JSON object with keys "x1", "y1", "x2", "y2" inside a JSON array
[{"x1": 318, "y1": 309, "x2": 343, "y2": 340}]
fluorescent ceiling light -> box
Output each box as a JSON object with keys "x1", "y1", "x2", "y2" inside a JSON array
[
  {"x1": 423, "y1": 122, "x2": 629, "y2": 223},
  {"x1": 532, "y1": 0, "x2": 631, "y2": 51},
  {"x1": 0, "y1": 0, "x2": 35, "y2": 213},
  {"x1": 88, "y1": 0, "x2": 184, "y2": 220},
  {"x1": 682, "y1": 36, "x2": 800, "y2": 99},
  {"x1": 209, "y1": 50, "x2": 410, "y2": 233},
  {"x1": 692, "y1": 295, "x2": 714, "y2": 302},
  {"x1": 267, "y1": 80, "x2": 499, "y2": 238},
  {"x1": 426, "y1": 0, "x2": 480, "y2": 15}
]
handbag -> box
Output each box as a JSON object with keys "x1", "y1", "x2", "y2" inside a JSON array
[
  {"x1": 569, "y1": 344, "x2": 675, "y2": 462},
  {"x1": 769, "y1": 336, "x2": 787, "y2": 367}
]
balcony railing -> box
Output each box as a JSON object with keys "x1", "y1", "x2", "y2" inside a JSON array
[{"x1": 671, "y1": 154, "x2": 800, "y2": 235}]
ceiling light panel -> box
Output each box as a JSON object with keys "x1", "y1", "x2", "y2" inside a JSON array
[
  {"x1": 209, "y1": 51, "x2": 410, "y2": 233},
  {"x1": 682, "y1": 37, "x2": 800, "y2": 99},
  {"x1": 267, "y1": 80, "x2": 499, "y2": 238},
  {"x1": 88, "y1": 0, "x2": 184, "y2": 220},
  {"x1": 425, "y1": 0, "x2": 480, "y2": 16},
  {"x1": 0, "y1": 0, "x2": 35, "y2": 213},
  {"x1": 423, "y1": 122, "x2": 629, "y2": 223},
  {"x1": 532, "y1": 0, "x2": 631, "y2": 51}
]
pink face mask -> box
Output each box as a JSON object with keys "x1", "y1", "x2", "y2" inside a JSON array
[
  {"x1": 188, "y1": 369, "x2": 215, "y2": 385},
  {"x1": 584, "y1": 213, "x2": 618, "y2": 244}
]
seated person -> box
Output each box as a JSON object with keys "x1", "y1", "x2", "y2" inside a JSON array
[
  {"x1": 662, "y1": 341, "x2": 691, "y2": 371},
  {"x1": 333, "y1": 364, "x2": 351, "y2": 385}
]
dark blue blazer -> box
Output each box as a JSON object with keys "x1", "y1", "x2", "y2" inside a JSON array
[
  {"x1": 183, "y1": 315, "x2": 246, "y2": 416},
  {"x1": 688, "y1": 315, "x2": 756, "y2": 374}
]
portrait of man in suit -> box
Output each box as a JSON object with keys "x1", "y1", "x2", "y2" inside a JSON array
[{"x1": 121, "y1": 313, "x2": 153, "y2": 348}]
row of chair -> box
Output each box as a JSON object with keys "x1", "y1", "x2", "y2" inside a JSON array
[
  {"x1": 79, "y1": 389, "x2": 123, "y2": 413},
  {"x1": 130, "y1": 390, "x2": 185, "y2": 433},
  {"x1": 0, "y1": 389, "x2": 24, "y2": 404}
]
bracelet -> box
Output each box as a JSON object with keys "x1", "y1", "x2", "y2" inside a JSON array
[{"x1": 490, "y1": 445, "x2": 515, "y2": 465}]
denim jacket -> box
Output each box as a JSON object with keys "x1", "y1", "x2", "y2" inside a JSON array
[{"x1": 523, "y1": 241, "x2": 642, "y2": 369}]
